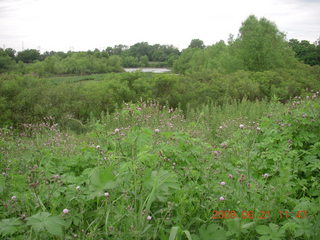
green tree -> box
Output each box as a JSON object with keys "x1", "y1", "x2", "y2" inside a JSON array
[
  {"x1": 139, "y1": 55, "x2": 149, "y2": 67},
  {"x1": 0, "y1": 49, "x2": 16, "y2": 72},
  {"x1": 121, "y1": 56, "x2": 140, "y2": 67},
  {"x1": 188, "y1": 39, "x2": 205, "y2": 49},
  {"x1": 236, "y1": 15, "x2": 297, "y2": 71},
  {"x1": 17, "y1": 49, "x2": 41, "y2": 63},
  {"x1": 4, "y1": 48, "x2": 16, "y2": 60},
  {"x1": 128, "y1": 42, "x2": 152, "y2": 59},
  {"x1": 106, "y1": 45, "x2": 128, "y2": 56},
  {"x1": 173, "y1": 48, "x2": 201, "y2": 73},
  {"x1": 288, "y1": 39, "x2": 320, "y2": 65}
]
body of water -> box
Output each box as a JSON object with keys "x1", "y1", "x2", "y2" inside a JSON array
[{"x1": 124, "y1": 68, "x2": 171, "y2": 73}]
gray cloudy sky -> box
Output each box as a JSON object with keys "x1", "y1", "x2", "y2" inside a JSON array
[{"x1": 0, "y1": 0, "x2": 319, "y2": 52}]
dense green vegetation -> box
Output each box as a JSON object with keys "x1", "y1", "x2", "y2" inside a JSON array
[
  {"x1": 1, "y1": 15, "x2": 320, "y2": 239},
  {"x1": 1, "y1": 96, "x2": 320, "y2": 239},
  {"x1": 288, "y1": 39, "x2": 320, "y2": 66},
  {"x1": 0, "y1": 66, "x2": 319, "y2": 128}
]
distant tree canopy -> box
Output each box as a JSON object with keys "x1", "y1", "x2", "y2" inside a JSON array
[
  {"x1": 174, "y1": 15, "x2": 301, "y2": 74},
  {"x1": 288, "y1": 38, "x2": 320, "y2": 66},
  {"x1": 17, "y1": 49, "x2": 41, "y2": 63},
  {"x1": 4, "y1": 48, "x2": 16, "y2": 59},
  {"x1": 188, "y1": 39, "x2": 205, "y2": 49},
  {"x1": 0, "y1": 15, "x2": 319, "y2": 77},
  {"x1": 0, "y1": 42, "x2": 181, "y2": 76},
  {"x1": 105, "y1": 42, "x2": 180, "y2": 66},
  {"x1": 30, "y1": 52, "x2": 123, "y2": 76},
  {"x1": 0, "y1": 49, "x2": 16, "y2": 73}
]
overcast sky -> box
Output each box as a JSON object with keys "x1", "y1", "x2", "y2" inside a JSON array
[{"x1": 0, "y1": 0, "x2": 319, "y2": 52}]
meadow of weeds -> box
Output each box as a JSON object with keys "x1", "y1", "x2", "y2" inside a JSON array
[{"x1": 1, "y1": 93, "x2": 320, "y2": 240}]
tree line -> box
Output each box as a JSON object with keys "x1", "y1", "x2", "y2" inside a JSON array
[
  {"x1": 1, "y1": 16, "x2": 320, "y2": 76},
  {"x1": 0, "y1": 43, "x2": 181, "y2": 75}
]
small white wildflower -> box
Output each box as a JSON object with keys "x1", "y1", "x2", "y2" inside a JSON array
[
  {"x1": 76, "y1": 186, "x2": 80, "y2": 190},
  {"x1": 220, "y1": 181, "x2": 226, "y2": 186},
  {"x1": 147, "y1": 215, "x2": 152, "y2": 221},
  {"x1": 63, "y1": 209, "x2": 70, "y2": 214},
  {"x1": 11, "y1": 196, "x2": 17, "y2": 201},
  {"x1": 154, "y1": 129, "x2": 160, "y2": 133},
  {"x1": 239, "y1": 124, "x2": 245, "y2": 129},
  {"x1": 104, "y1": 192, "x2": 110, "y2": 198},
  {"x1": 219, "y1": 196, "x2": 225, "y2": 201},
  {"x1": 114, "y1": 128, "x2": 120, "y2": 133},
  {"x1": 263, "y1": 173, "x2": 269, "y2": 178},
  {"x1": 256, "y1": 127, "x2": 261, "y2": 131}
]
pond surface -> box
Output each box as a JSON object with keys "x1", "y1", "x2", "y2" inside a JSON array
[{"x1": 124, "y1": 68, "x2": 171, "y2": 73}]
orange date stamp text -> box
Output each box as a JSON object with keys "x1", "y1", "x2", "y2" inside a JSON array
[{"x1": 211, "y1": 210, "x2": 307, "y2": 220}]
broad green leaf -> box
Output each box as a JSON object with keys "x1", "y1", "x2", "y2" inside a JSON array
[
  {"x1": 169, "y1": 226, "x2": 179, "y2": 240},
  {"x1": 259, "y1": 236, "x2": 271, "y2": 240},
  {"x1": 90, "y1": 167, "x2": 115, "y2": 188},
  {"x1": 0, "y1": 218, "x2": 23, "y2": 236},
  {"x1": 88, "y1": 167, "x2": 116, "y2": 198},
  {"x1": 45, "y1": 217, "x2": 64, "y2": 237},
  {"x1": 225, "y1": 218, "x2": 241, "y2": 236},
  {"x1": 268, "y1": 223, "x2": 279, "y2": 232},
  {"x1": 144, "y1": 169, "x2": 179, "y2": 208},
  {"x1": 198, "y1": 224, "x2": 227, "y2": 240},
  {"x1": 183, "y1": 230, "x2": 192, "y2": 240},
  {"x1": 256, "y1": 225, "x2": 270, "y2": 235},
  {"x1": 241, "y1": 222, "x2": 256, "y2": 229},
  {"x1": 26, "y1": 212, "x2": 65, "y2": 237}
]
